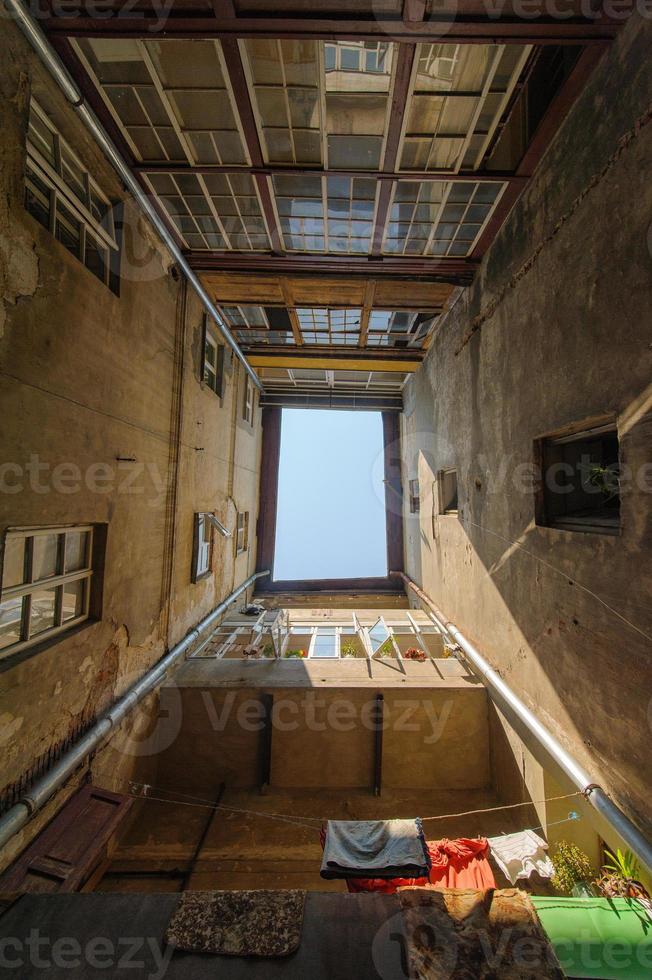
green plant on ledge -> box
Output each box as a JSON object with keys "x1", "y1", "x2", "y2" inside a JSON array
[
  {"x1": 551, "y1": 841, "x2": 595, "y2": 895},
  {"x1": 595, "y1": 848, "x2": 650, "y2": 899},
  {"x1": 377, "y1": 639, "x2": 394, "y2": 657},
  {"x1": 340, "y1": 641, "x2": 358, "y2": 658}
]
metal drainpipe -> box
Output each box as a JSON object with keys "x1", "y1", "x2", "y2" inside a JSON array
[
  {"x1": 0, "y1": 570, "x2": 270, "y2": 851},
  {"x1": 392, "y1": 570, "x2": 652, "y2": 876},
  {"x1": 5, "y1": 0, "x2": 263, "y2": 392}
]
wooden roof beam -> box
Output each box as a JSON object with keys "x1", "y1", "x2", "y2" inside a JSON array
[{"x1": 44, "y1": 17, "x2": 620, "y2": 44}]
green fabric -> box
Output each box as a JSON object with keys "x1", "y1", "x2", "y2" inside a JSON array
[{"x1": 532, "y1": 897, "x2": 652, "y2": 979}]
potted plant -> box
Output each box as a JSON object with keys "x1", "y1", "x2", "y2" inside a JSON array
[
  {"x1": 551, "y1": 841, "x2": 596, "y2": 897},
  {"x1": 405, "y1": 647, "x2": 427, "y2": 662},
  {"x1": 377, "y1": 638, "x2": 394, "y2": 658},
  {"x1": 284, "y1": 648, "x2": 307, "y2": 659},
  {"x1": 341, "y1": 641, "x2": 357, "y2": 658},
  {"x1": 595, "y1": 848, "x2": 650, "y2": 899},
  {"x1": 262, "y1": 643, "x2": 275, "y2": 659}
]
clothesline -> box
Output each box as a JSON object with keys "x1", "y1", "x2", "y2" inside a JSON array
[
  {"x1": 128, "y1": 782, "x2": 582, "y2": 834},
  {"x1": 420, "y1": 791, "x2": 582, "y2": 822}
]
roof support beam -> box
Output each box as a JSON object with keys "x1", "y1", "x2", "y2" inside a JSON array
[
  {"x1": 248, "y1": 354, "x2": 421, "y2": 373},
  {"x1": 359, "y1": 280, "x2": 376, "y2": 348},
  {"x1": 43, "y1": 17, "x2": 619, "y2": 45},
  {"x1": 219, "y1": 38, "x2": 285, "y2": 255},
  {"x1": 372, "y1": 43, "x2": 415, "y2": 256},
  {"x1": 132, "y1": 164, "x2": 523, "y2": 184},
  {"x1": 280, "y1": 278, "x2": 304, "y2": 346},
  {"x1": 187, "y1": 252, "x2": 476, "y2": 282}
]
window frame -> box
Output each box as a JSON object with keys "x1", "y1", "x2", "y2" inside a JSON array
[
  {"x1": 0, "y1": 525, "x2": 95, "y2": 661},
  {"x1": 243, "y1": 373, "x2": 255, "y2": 426},
  {"x1": 535, "y1": 421, "x2": 621, "y2": 536},
  {"x1": 25, "y1": 100, "x2": 119, "y2": 289},
  {"x1": 192, "y1": 513, "x2": 214, "y2": 583},
  {"x1": 235, "y1": 511, "x2": 249, "y2": 555},
  {"x1": 201, "y1": 315, "x2": 225, "y2": 398}
]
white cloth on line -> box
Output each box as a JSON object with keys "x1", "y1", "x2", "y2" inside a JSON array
[{"x1": 487, "y1": 829, "x2": 555, "y2": 885}]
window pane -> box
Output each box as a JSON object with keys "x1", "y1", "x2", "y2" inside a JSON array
[
  {"x1": 369, "y1": 619, "x2": 391, "y2": 654},
  {"x1": 33, "y1": 534, "x2": 60, "y2": 581},
  {"x1": 55, "y1": 202, "x2": 81, "y2": 257},
  {"x1": 0, "y1": 598, "x2": 24, "y2": 650},
  {"x1": 65, "y1": 531, "x2": 89, "y2": 573},
  {"x1": 62, "y1": 579, "x2": 86, "y2": 622},
  {"x1": 25, "y1": 166, "x2": 51, "y2": 231},
  {"x1": 2, "y1": 537, "x2": 26, "y2": 589},
  {"x1": 30, "y1": 587, "x2": 58, "y2": 636}
]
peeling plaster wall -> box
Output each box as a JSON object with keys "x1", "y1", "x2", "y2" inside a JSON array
[
  {"x1": 0, "y1": 22, "x2": 262, "y2": 867},
  {"x1": 402, "y1": 12, "x2": 652, "y2": 841}
]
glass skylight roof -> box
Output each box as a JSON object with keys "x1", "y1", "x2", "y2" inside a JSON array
[
  {"x1": 74, "y1": 38, "x2": 248, "y2": 165},
  {"x1": 297, "y1": 308, "x2": 362, "y2": 345},
  {"x1": 144, "y1": 171, "x2": 270, "y2": 250},
  {"x1": 400, "y1": 43, "x2": 531, "y2": 173},
  {"x1": 272, "y1": 175, "x2": 377, "y2": 253},
  {"x1": 384, "y1": 180, "x2": 505, "y2": 256},
  {"x1": 69, "y1": 36, "x2": 529, "y2": 260}
]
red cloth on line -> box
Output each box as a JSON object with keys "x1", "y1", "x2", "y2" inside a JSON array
[{"x1": 319, "y1": 829, "x2": 495, "y2": 895}]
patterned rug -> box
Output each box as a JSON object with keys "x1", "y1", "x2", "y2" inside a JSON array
[
  {"x1": 165, "y1": 889, "x2": 306, "y2": 957},
  {"x1": 398, "y1": 887, "x2": 565, "y2": 979}
]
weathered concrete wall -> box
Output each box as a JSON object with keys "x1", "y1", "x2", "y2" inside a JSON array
[
  {"x1": 0, "y1": 22, "x2": 261, "y2": 868},
  {"x1": 155, "y1": 683, "x2": 490, "y2": 794},
  {"x1": 402, "y1": 11, "x2": 652, "y2": 844}
]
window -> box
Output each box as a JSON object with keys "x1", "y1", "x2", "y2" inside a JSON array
[
  {"x1": 202, "y1": 316, "x2": 225, "y2": 397},
  {"x1": 192, "y1": 514, "x2": 213, "y2": 582},
  {"x1": 0, "y1": 526, "x2": 96, "y2": 660},
  {"x1": 536, "y1": 422, "x2": 620, "y2": 534},
  {"x1": 438, "y1": 469, "x2": 458, "y2": 515},
  {"x1": 236, "y1": 512, "x2": 249, "y2": 554},
  {"x1": 243, "y1": 374, "x2": 254, "y2": 425},
  {"x1": 24, "y1": 100, "x2": 119, "y2": 290},
  {"x1": 409, "y1": 478, "x2": 420, "y2": 514},
  {"x1": 312, "y1": 627, "x2": 338, "y2": 658}
]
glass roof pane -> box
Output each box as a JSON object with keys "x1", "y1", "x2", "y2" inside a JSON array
[
  {"x1": 243, "y1": 39, "x2": 322, "y2": 165},
  {"x1": 75, "y1": 38, "x2": 247, "y2": 166},
  {"x1": 400, "y1": 42, "x2": 528, "y2": 173}
]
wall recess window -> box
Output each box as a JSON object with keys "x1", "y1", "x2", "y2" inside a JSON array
[
  {"x1": 202, "y1": 316, "x2": 225, "y2": 397},
  {"x1": 438, "y1": 469, "x2": 458, "y2": 515},
  {"x1": 24, "y1": 100, "x2": 119, "y2": 291},
  {"x1": 536, "y1": 422, "x2": 620, "y2": 534},
  {"x1": 409, "y1": 478, "x2": 420, "y2": 514},
  {"x1": 236, "y1": 511, "x2": 249, "y2": 554},
  {"x1": 0, "y1": 526, "x2": 97, "y2": 660},
  {"x1": 192, "y1": 513, "x2": 213, "y2": 582}
]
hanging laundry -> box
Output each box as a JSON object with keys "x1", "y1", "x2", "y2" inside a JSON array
[
  {"x1": 347, "y1": 838, "x2": 496, "y2": 895},
  {"x1": 320, "y1": 819, "x2": 430, "y2": 880},
  {"x1": 487, "y1": 830, "x2": 555, "y2": 885}
]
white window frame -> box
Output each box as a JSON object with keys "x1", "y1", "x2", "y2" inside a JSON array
[
  {"x1": 192, "y1": 513, "x2": 213, "y2": 582},
  {"x1": 202, "y1": 317, "x2": 225, "y2": 397},
  {"x1": 243, "y1": 373, "x2": 254, "y2": 425},
  {"x1": 25, "y1": 101, "x2": 118, "y2": 287},
  {"x1": 0, "y1": 525, "x2": 94, "y2": 660},
  {"x1": 235, "y1": 511, "x2": 249, "y2": 555}
]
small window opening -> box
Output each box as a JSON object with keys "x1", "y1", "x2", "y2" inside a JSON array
[
  {"x1": 536, "y1": 421, "x2": 620, "y2": 534},
  {"x1": 439, "y1": 469, "x2": 458, "y2": 515},
  {"x1": 409, "y1": 478, "x2": 420, "y2": 514}
]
